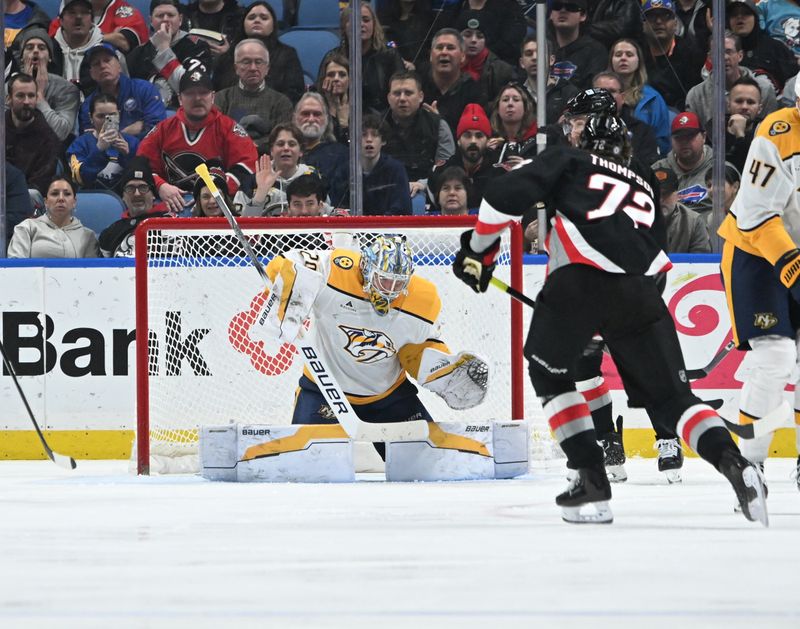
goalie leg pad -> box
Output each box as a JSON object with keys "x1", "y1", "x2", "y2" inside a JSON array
[
  {"x1": 200, "y1": 424, "x2": 355, "y2": 482},
  {"x1": 385, "y1": 420, "x2": 529, "y2": 481},
  {"x1": 419, "y1": 349, "x2": 489, "y2": 410}
]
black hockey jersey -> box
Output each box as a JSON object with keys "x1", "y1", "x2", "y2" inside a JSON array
[{"x1": 474, "y1": 146, "x2": 671, "y2": 277}]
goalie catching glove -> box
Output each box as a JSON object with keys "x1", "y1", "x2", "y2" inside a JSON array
[
  {"x1": 418, "y1": 348, "x2": 489, "y2": 410},
  {"x1": 249, "y1": 256, "x2": 325, "y2": 346},
  {"x1": 453, "y1": 230, "x2": 500, "y2": 293}
]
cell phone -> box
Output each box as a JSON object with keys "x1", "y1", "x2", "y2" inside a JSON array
[{"x1": 103, "y1": 113, "x2": 120, "y2": 134}]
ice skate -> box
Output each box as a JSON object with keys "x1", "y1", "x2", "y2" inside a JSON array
[
  {"x1": 598, "y1": 416, "x2": 627, "y2": 483},
  {"x1": 556, "y1": 465, "x2": 613, "y2": 524},
  {"x1": 655, "y1": 438, "x2": 684, "y2": 483},
  {"x1": 733, "y1": 462, "x2": 767, "y2": 513},
  {"x1": 718, "y1": 450, "x2": 768, "y2": 527}
]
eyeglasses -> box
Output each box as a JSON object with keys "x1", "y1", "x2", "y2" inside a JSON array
[
  {"x1": 551, "y1": 3, "x2": 583, "y2": 12},
  {"x1": 123, "y1": 184, "x2": 152, "y2": 195},
  {"x1": 236, "y1": 58, "x2": 268, "y2": 67}
]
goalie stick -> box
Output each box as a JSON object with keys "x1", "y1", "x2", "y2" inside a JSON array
[
  {"x1": 0, "y1": 339, "x2": 76, "y2": 470},
  {"x1": 194, "y1": 165, "x2": 429, "y2": 443},
  {"x1": 720, "y1": 400, "x2": 793, "y2": 439}
]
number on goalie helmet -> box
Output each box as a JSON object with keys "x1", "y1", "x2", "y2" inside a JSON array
[
  {"x1": 360, "y1": 235, "x2": 414, "y2": 316},
  {"x1": 579, "y1": 114, "x2": 632, "y2": 167}
]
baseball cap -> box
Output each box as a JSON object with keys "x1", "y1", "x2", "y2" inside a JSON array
[
  {"x1": 653, "y1": 167, "x2": 679, "y2": 194},
  {"x1": 726, "y1": 0, "x2": 758, "y2": 15},
  {"x1": 85, "y1": 43, "x2": 118, "y2": 64},
  {"x1": 179, "y1": 67, "x2": 214, "y2": 92},
  {"x1": 641, "y1": 0, "x2": 675, "y2": 15},
  {"x1": 671, "y1": 111, "x2": 703, "y2": 136},
  {"x1": 456, "y1": 104, "x2": 492, "y2": 138},
  {"x1": 61, "y1": 0, "x2": 93, "y2": 15}
]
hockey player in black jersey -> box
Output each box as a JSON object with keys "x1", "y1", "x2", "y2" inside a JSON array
[{"x1": 454, "y1": 113, "x2": 768, "y2": 525}]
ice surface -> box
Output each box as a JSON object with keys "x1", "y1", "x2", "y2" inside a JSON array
[{"x1": 1, "y1": 459, "x2": 798, "y2": 629}]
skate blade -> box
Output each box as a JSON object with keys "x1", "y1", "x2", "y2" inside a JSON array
[
  {"x1": 663, "y1": 469, "x2": 682, "y2": 484},
  {"x1": 561, "y1": 501, "x2": 613, "y2": 524},
  {"x1": 606, "y1": 465, "x2": 627, "y2": 483},
  {"x1": 740, "y1": 467, "x2": 769, "y2": 527}
]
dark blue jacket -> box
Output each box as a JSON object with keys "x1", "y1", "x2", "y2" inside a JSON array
[
  {"x1": 304, "y1": 141, "x2": 350, "y2": 209},
  {"x1": 363, "y1": 153, "x2": 411, "y2": 216},
  {"x1": 79, "y1": 74, "x2": 167, "y2": 139},
  {"x1": 66, "y1": 131, "x2": 141, "y2": 190}
]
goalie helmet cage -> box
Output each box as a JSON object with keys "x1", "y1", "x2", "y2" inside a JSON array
[{"x1": 134, "y1": 216, "x2": 525, "y2": 475}]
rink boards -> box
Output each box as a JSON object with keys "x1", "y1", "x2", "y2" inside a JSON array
[{"x1": 0, "y1": 256, "x2": 797, "y2": 460}]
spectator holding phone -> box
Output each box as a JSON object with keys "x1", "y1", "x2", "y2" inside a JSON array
[{"x1": 67, "y1": 94, "x2": 140, "y2": 190}]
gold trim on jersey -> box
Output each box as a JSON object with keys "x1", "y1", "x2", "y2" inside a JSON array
[
  {"x1": 756, "y1": 107, "x2": 800, "y2": 161},
  {"x1": 719, "y1": 241, "x2": 741, "y2": 348},
  {"x1": 718, "y1": 214, "x2": 796, "y2": 265}
]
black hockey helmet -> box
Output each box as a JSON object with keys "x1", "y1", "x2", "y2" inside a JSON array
[
  {"x1": 563, "y1": 88, "x2": 616, "y2": 118},
  {"x1": 579, "y1": 113, "x2": 632, "y2": 166}
]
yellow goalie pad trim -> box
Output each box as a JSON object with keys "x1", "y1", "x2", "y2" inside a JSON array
[
  {"x1": 422, "y1": 353, "x2": 474, "y2": 386},
  {"x1": 426, "y1": 422, "x2": 491, "y2": 457},
  {"x1": 241, "y1": 425, "x2": 349, "y2": 461}
]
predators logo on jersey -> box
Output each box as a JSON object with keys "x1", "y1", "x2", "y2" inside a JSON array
[
  {"x1": 340, "y1": 325, "x2": 396, "y2": 363},
  {"x1": 769, "y1": 121, "x2": 790, "y2": 136},
  {"x1": 753, "y1": 312, "x2": 778, "y2": 330}
]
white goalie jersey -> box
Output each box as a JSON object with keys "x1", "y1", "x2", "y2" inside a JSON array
[{"x1": 260, "y1": 247, "x2": 487, "y2": 409}]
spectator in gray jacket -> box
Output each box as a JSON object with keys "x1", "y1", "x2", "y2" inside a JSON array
[
  {"x1": 8, "y1": 176, "x2": 100, "y2": 258},
  {"x1": 16, "y1": 28, "x2": 80, "y2": 142},
  {"x1": 685, "y1": 31, "x2": 777, "y2": 128},
  {"x1": 655, "y1": 166, "x2": 710, "y2": 253}
]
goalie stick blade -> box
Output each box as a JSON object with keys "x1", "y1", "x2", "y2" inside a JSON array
[{"x1": 721, "y1": 400, "x2": 792, "y2": 439}]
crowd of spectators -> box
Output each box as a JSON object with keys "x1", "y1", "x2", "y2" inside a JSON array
[{"x1": 4, "y1": 0, "x2": 799, "y2": 257}]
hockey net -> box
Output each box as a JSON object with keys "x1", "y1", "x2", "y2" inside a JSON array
[{"x1": 134, "y1": 216, "x2": 539, "y2": 475}]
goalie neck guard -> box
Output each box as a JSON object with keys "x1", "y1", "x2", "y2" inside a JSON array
[{"x1": 360, "y1": 235, "x2": 414, "y2": 316}]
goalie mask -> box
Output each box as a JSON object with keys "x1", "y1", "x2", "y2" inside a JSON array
[{"x1": 360, "y1": 235, "x2": 414, "y2": 315}]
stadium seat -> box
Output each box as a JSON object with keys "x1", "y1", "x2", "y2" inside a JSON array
[
  {"x1": 411, "y1": 193, "x2": 426, "y2": 216},
  {"x1": 75, "y1": 190, "x2": 126, "y2": 236},
  {"x1": 296, "y1": 0, "x2": 341, "y2": 29},
  {"x1": 35, "y1": 0, "x2": 61, "y2": 19},
  {"x1": 279, "y1": 28, "x2": 340, "y2": 84}
]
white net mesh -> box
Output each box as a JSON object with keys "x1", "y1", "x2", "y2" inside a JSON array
[{"x1": 136, "y1": 217, "x2": 529, "y2": 473}]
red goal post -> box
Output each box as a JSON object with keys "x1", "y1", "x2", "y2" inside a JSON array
[{"x1": 135, "y1": 216, "x2": 525, "y2": 474}]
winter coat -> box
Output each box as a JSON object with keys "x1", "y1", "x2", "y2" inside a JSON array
[
  {"x1": 633, "y1": 84, "x2": 672, "y2": 156},
  {"x1": 664, "y1": 201, "x2": 711, "y2": 253},
  {"x1": 587, "y1": 0, "x2": 644, "y2": 50},
  {"x1": 653, "y1": 144, "x2": 714, "y2": 212}
]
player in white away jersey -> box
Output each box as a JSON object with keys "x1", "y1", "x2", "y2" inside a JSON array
[
  {"x1": 718, "y1": 82, "x2": 800, "y2": 490},
  {"x1": 258, "y1": 235, "x2": 489, "y2": 436}
]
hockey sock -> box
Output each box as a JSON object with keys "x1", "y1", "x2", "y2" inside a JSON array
[
  {"x1": 543, "y1": 391, "x2": 604, "y2": 468},
  {"x1": 676, "y1": 403, "x2": 736, "y2": 468},
  {"x1": 576, "y1": 376, "x2": 614, "y2": 435}
]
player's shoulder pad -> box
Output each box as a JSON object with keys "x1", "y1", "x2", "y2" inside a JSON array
[
  {"x1": 326, "y1": 247, "x2": 364, "y2": 296},
  {"x1": 394, "y1": 275, "x2": 441, "y2": 324},
  {"x1": 755, "y1": 107, "x2": 800, "y2": 160}
]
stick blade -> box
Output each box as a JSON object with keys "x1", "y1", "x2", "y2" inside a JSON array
[
  {"x1": 51, "y1": 451, "x2": 77, "y2": 470},
  {"x1": 723, "y1": 400, "x2": 792, "y2": 439}
]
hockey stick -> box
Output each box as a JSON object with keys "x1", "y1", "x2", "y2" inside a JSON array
[
  {"x1": 194, "y1": 165, "x2": 429, "y2": 442},
  {"x1": 490, "y1": 277, "x2": 536, "y2": 308},
  {"x1": 721, "y1": 400, "x2": 793, "y2": 439},
  {"x1": 0, "y1": 339, "x2": 76, "y2": 470},
  {"x1": 685, "y1": 340, "x2": 736, "y2": 380}
]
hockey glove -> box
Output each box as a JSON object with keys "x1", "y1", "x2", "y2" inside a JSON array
[
  {"x1": 453, "y1": 230, "x2": 500, "y2": 293},
  {"x1": 774, "y1": 248, "x2": 800, "y2": 303}
]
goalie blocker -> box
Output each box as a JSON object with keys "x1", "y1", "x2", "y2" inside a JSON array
[{"x1": 200, "y1": 421, "x2": 529, "y2": 482}]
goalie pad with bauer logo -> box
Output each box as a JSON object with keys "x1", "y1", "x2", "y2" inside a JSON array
[
  {"x1": 418, "y1": 348, "x2": 489, "y2": 410},
  {"x1": 249, "y1": 256, "x2": 325, "y2": 346}
]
